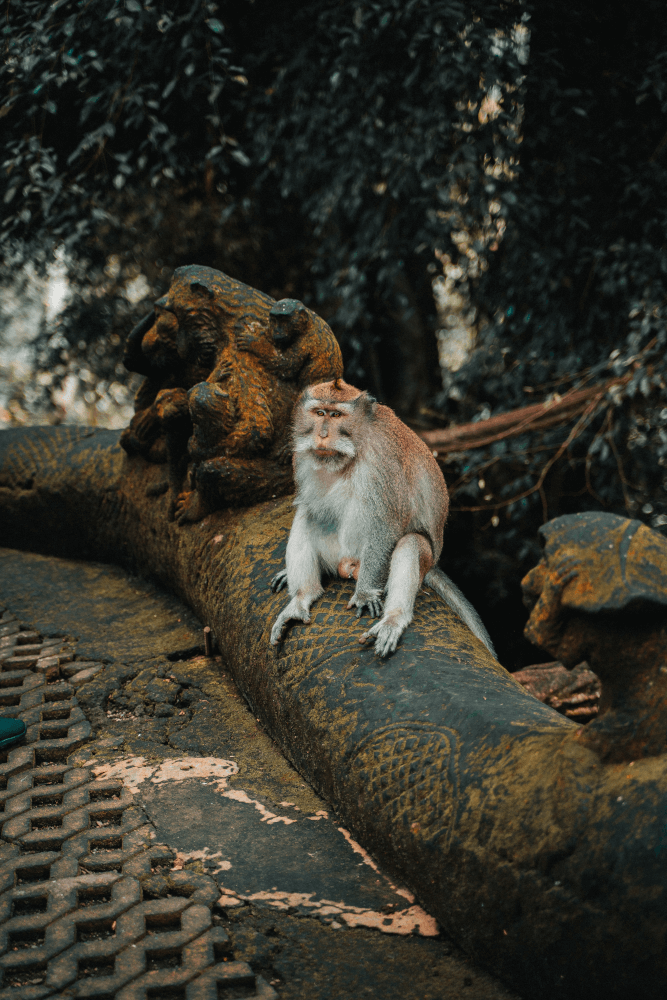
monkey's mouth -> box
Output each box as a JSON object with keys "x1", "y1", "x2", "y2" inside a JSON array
[{"x1": 313, "y1": 447, "x2": 339, "y2": 458}]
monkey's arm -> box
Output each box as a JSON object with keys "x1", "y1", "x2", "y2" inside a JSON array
[
  {"x1": 270, "y1": 510, "x2": 324, "y2": 645},
  {"x1": 360, "y1": 533, "x2": 430, "y2": 657},
  {"x1": 347, "y1": 535, "x2": 395, "y2": 619},
  {"x1": 223, "y1": 373, "x2": 274, "y2": 457}
]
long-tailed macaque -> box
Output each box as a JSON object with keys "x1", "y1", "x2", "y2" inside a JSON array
[{"x1": 270, "y1": 379, "x2": 495, "y2": 658}]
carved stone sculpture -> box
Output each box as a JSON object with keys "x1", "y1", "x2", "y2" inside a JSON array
[
  {"x1": 120, "y1": 265, "x2": 343, "y2": 520},
  {"x1": 522, "y1": 510, "x2": 667, "y2": 761}
]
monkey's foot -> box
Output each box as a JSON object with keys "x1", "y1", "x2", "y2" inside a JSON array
[
  {"x1": 347, "y1": 589, "x2": 383, "y2": 619},
  {"x1": 360, "y1": 611, "x2": 409, "y2": 658},
  {"x1": 270, "y1": 596, "x2": 315, "y2": 645},
  {"x1": 270, "y1": 568, "x2": 288, "y2": 592},
  {"x1": 175, "y1": 489, "x2": 209, "y2": 525}
]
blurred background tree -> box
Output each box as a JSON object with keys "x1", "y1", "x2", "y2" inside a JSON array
[{"x1": 2, "y1": 0, "x2": 666, "y2": 666}]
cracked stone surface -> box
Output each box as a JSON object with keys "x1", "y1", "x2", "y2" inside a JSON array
[{"x1": 0, "y1": 546, "x2": 520, "y2": 999}]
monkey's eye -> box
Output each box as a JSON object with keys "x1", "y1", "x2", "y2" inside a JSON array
[
  {"x1": 330, "y1": 411, "x2": 342, "y2": 418},
  {"x1": 315, "y1": 409, "x2": 326, "y2": 416}
]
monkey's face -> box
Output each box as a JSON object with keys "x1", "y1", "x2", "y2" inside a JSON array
[
  {"x1": 141, "y1": 300, "x2": 179, "y2": 368},
  {"x1": 293, "y1": 402, "x2": 357, "y2": 466}
]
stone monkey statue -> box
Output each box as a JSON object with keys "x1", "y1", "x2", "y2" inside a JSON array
[{"x1": 236, "y1": 298, "x2": 343, "y2": 389}]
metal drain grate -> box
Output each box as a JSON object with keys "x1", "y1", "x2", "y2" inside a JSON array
[{"x1": 0, "y1": 609, "x2": 277, "y2": 1000}]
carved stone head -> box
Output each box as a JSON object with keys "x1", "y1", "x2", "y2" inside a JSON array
[{"x1": 522, "y1": 512, "x2": 667, "y2": 760}]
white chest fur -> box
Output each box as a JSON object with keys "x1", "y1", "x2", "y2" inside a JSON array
[{"x1": 297, "y1": 460, "x2": 370, "y2": 572}]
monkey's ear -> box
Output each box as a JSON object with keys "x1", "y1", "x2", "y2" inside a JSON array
[
  {"x1": 298, "y1": 386, "x2": 314, "y2": 408},
  {"x1": 352, "y1": 391, "x2": 377, "y2": 415}
]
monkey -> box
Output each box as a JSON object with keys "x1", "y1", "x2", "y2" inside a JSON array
[
  {"x1": 236, "y1": 298, "x2": 344, "y2": 389},
  {"x1": 269, "y1": 378, "x2": 495, "y2": 658}
]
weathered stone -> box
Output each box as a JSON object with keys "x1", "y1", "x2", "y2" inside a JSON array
[
  {"x1": 144, "y1": 678, "x2": 180, "y2": 705},
  {"x1": 523, "y1": 511, "x2": 667, "y2": 761},
  {"x1": 120, "y1": 266, "x2": 342, "y2": 521},
  {"x1": 69, "y1": 666, "x2": 105, "y2": 687}
]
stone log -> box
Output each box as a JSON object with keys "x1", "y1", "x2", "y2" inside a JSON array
[{"x1": 1, "y1": 424, "x2": 666, "y2": 999}]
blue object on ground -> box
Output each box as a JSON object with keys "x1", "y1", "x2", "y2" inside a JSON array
[{"x1": 0, "y1": 718, "x2": 26, "y2": 748}]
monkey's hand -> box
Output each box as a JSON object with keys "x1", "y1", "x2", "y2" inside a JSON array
[
  {"x1": 270, "y1": 568, "x2": 288, "y2": 592},
  {"x1": 210, "y1": 359, "x2": 234, "y2": 382},
  {"x1": 270, "y1": 597, "x2": 311, "y2": 645},
  {"x1": 347, "y1": 589, "x2": 383, "y2": 619},
  {"x1": 360, "y1": 611, "x2": 409, "y2": 658}
]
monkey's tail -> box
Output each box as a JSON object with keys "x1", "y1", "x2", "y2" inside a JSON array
[{"x1": 423, "y1": 567, "x2": 496, "y2": 658}]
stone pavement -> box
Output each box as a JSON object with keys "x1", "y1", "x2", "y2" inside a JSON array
[{"x1": 0, "y1": 547, "x2": 519, "y2": 999}]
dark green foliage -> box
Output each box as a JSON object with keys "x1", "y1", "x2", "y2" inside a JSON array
[
  {"x1": 248, "y1": 1, "x2": 525, "y2": 385},
  {"x1": 1, "y1": 0, "x2": 247, "y2": 246}
]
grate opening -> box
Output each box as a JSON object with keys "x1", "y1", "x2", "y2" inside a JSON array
[
  {"x1": 39, "y1": 724, "x2": 71, "y2": 741},
  {"x1": 12, "y1": 895, "x2": 48, "y2": 917},
  {"x1": 43, "y1": 688, "x2": 70, "y2": 703},
  {"x1": 78, "y1": 955, "x2": 116, "y2": 978},
  {"x1": 31, "y1": 792, "x2": 64, "y2": 808},
  {"x1": 146, "y1": 913, "x2": 182, "y2": 934},
  {"x1": 77, "y1": 888, "x2": 112, "y2": 908},
  {"x1": 216, "y1": 980, "x2": 257, "y2": 999},
  {"x1": 8, "y1": 928, "x2": 46, "y2": 950},
  {"x1": 16, "y1": 865, "x2": 51, "y2": 884},
  {"x1": 0, "y1": 693, "x2": 20, "y2": 706},
  {"x1": 151, "y1": 858, "x2": 174, "y2": 873},
  {"x1": 0, "y1": 749, "x2": 9, "y2": 764},
  {"x1": 147, "y1": 988, "x2": 186, "y2": 1000},
  {"x1": 33, "y1": 770, "x2": 66, "y2": 786},
  {"x1": 146, "y1": 949, "x2": 182, "y2": 971},
  {"x1": 90, "y1": 836, "x2": 123, "y2": 851},
  {"x1": 0, "y1": 776, "x2": 7, "y2": 790},
  {"x1": 0, "y1": 675, "x2": 26, "y2": 689},
  {"x1": 213, "y1": 939, "x2": 234, "y2": 961},
  {"x1": 40, "y1": 708, "x2": 70, "y2": 721},
  {"x1": 77, "y1": 919, "x2": 116, "y2": 943},
  {"x1": 21, "y1": 838, "x2": 61, "y2": 853},
  {"x1": 31, "y1": 815, "x2": 63, "y2": 830},
  {"x1": 3, "y1": 962, "x2": 47, "y2": 987},
  {"x1": 35, "y1": 746, "x2": 70, "y2": 764},
  {"x1": 80, "y1": 861, "x2": 122, "y2": 874},
  {"x1": 90, "y1": 812, "x2": 123, "y2": 828},
  {"x1": 89, "y1": 787, "x2": 122, "y2": 803}
]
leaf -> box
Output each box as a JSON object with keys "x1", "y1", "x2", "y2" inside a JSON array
[
  {"x1": 231, "y1": 148, "x2": 251, "y2": 166},
  {"x1": 206, "y1": 18, "x2": 225, "y2": 34}
]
